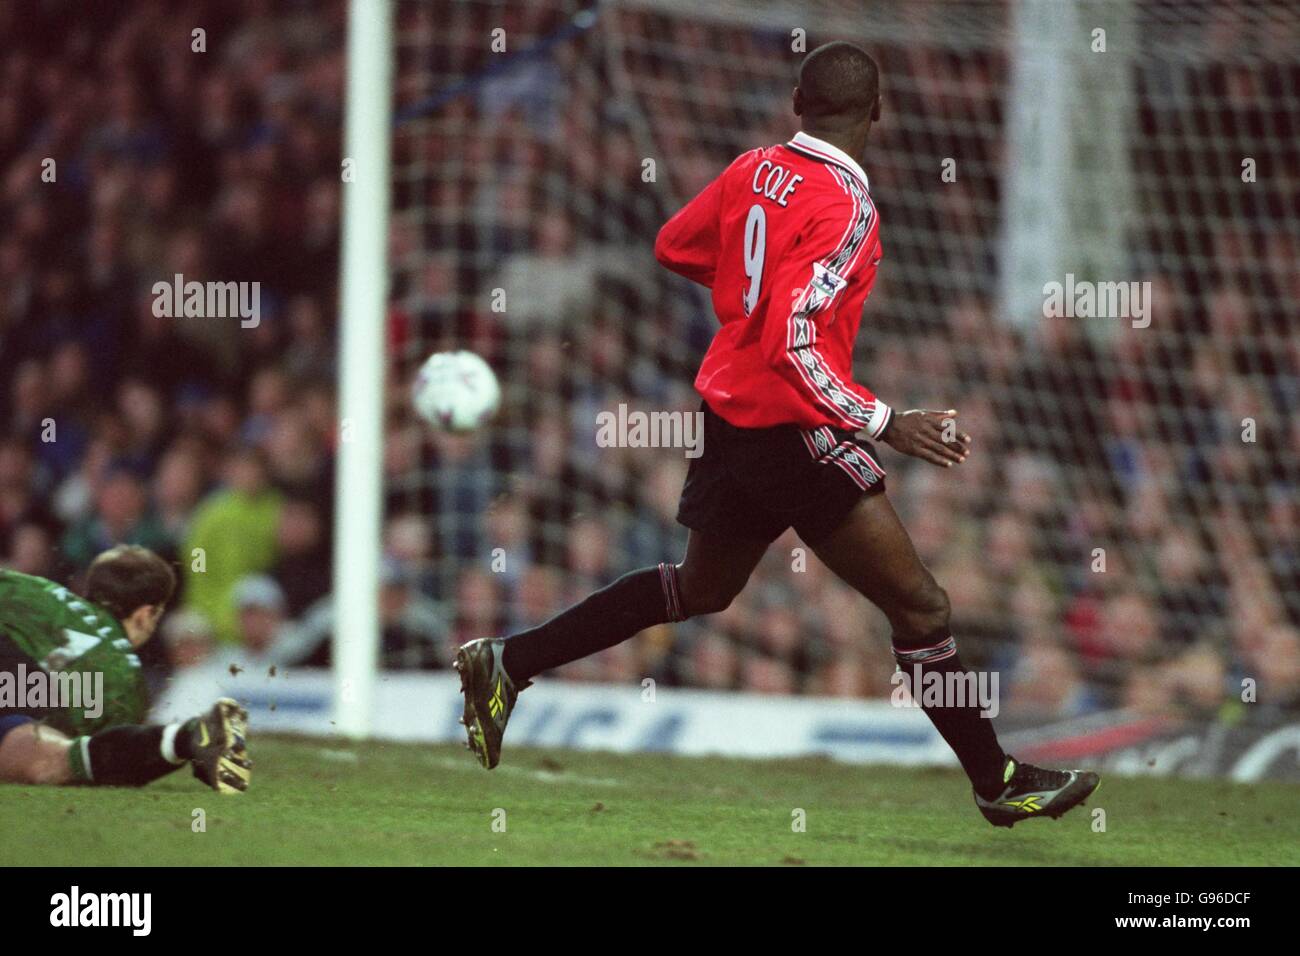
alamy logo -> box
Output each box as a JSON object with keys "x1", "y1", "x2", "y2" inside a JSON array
[
  {"x1": 0, "y1": 664, "x2": 102, "y2": 719},
  {"x1": 50, "y1": 886, "x2": 151, "y2": 936},
  {"x1": 1042, "y1": 273, "x2": 1151, "y2": 328},
  {"x1": 152, "y1": 273, "x2": 261, "y2": 327},
  {"x1": 595, "y1": 404, "x2": 704, "y2": 459},
  {"x1": 890, "y1": 666, "x2": 1000, "y2": 718}
]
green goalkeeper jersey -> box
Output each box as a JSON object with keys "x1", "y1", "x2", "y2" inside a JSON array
[{"x1": 0, "y1": 569, "x2": 148, "y2": 737}]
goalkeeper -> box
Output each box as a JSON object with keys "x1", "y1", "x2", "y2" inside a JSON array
[{"x1": 0, "y1": 545, "x2": 251, "y2": 793}]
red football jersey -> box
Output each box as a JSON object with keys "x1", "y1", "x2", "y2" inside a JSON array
[{"x1": 655, "y1": 131, "x2": 892, "y2": 438}]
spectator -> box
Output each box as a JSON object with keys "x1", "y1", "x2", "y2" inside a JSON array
[
  {"x1": 1, "y1": 522, "x2": 56, "y2": 577},
  {"x1": 272, "y1": 497, "x2": 331, "y2": 617},
  {"x1": 60, "y1": 465, "x2": 170, "y2": 569},
  {"x1": 183, "y1": 447, "x2": 283, "y2": 644},
  {"x1": 277, "y1": 559, "x2": 450, "y2": 670},
  {"x1": 160, "y1": 608, "x2": 217, "y2": 673},
  {"x1": 231, "y1": 575, "x2": 292, "y2": 663}
]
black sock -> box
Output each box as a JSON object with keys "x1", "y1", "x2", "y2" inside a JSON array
[
  {"x1": 894, "y1": 636, "x2": 1007, "y2": 798},
  {"x1": 173, "y1": 719, "x2": 199, "y2": 760},
  {"x1": 82, "y1": 725, "x2": 186, "y2": 787},
  {"x1": 501, "y1": 564, "x2": 685, "y2": 682}
]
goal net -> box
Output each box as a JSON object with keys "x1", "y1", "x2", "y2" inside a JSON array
[{"x1": 386, "y1": 0, "x2": 1300, "y2": 719}]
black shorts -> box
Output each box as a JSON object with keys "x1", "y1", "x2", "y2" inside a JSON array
[{"x1": 676, "y1": 401, "x2": 886, "y2": 546}]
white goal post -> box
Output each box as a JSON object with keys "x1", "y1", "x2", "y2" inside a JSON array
[{"x1": 333, "y1": 0, "x2": 394, "y2": 738}]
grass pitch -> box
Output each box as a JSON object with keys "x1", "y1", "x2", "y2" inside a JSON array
[{"x1": 2, "y1": 735, "x2": 1296, "y2": 866}]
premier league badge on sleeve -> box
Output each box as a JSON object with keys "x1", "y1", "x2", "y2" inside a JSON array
[{"x1": 811, "y1": 260, "x2": 848, "y2": 300}]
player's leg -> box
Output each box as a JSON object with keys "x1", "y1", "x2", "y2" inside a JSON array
[
  {"x1": 457, "y1": 528, "x2": 771, "y2": 768},
  {"x1": 808, "y1": 492, "x2": 1006, "y2": 786},
  {"x1": 0, "y1": 700, "x2": 250, "y2": 792},
  {"x1": 501, "y1": 527, "x2": 769, "y2": 681},
  {"x1": 456, "y1": 401, "x2": 785, "y2": 768},
  {"x1": 808, "y1": 492, "x2": 1099, "y2": 826}
]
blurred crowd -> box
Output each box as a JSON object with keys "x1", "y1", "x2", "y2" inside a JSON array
[{"x1": 1, "y1": 0, "x2": 1297, "y2": 721}]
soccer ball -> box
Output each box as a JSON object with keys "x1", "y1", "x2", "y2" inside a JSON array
[{"x1": 411, "y1": 350, "x2": 501, "y2": 433}]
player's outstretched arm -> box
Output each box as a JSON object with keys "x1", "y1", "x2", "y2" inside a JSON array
[
  {"x1": 0, "y1": 720, "x2": 77, "y2": 785},
  {"x1": 0, "y1": 699, "x2": 249, "y2": 793},
  {"x1": 756, "y1": 201, "x2": 894, "y2": 435},
  {"x1": 879, "y1": 408, "x2": 971, "y2": 467}
]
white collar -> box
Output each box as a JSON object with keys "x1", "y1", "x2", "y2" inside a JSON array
[{"x1": 787, "y1": 131, "x2": 870, "y2": 191}]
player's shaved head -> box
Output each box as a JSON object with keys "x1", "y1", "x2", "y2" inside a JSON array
[{"x1": 795, "y1": 41, "x2": 880, "y2": 129}]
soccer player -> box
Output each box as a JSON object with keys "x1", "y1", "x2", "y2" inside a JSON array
[
  {"x1": 455, "y1": 42, "x2": 1098, "y2": 827},
  {"x1": 0, "y1": 545, "x2": 251, "y2": 793}
]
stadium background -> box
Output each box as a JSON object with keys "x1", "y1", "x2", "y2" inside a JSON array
[{"x1": 0, "y1": 0, "x2": 1297, "y2": 748}]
